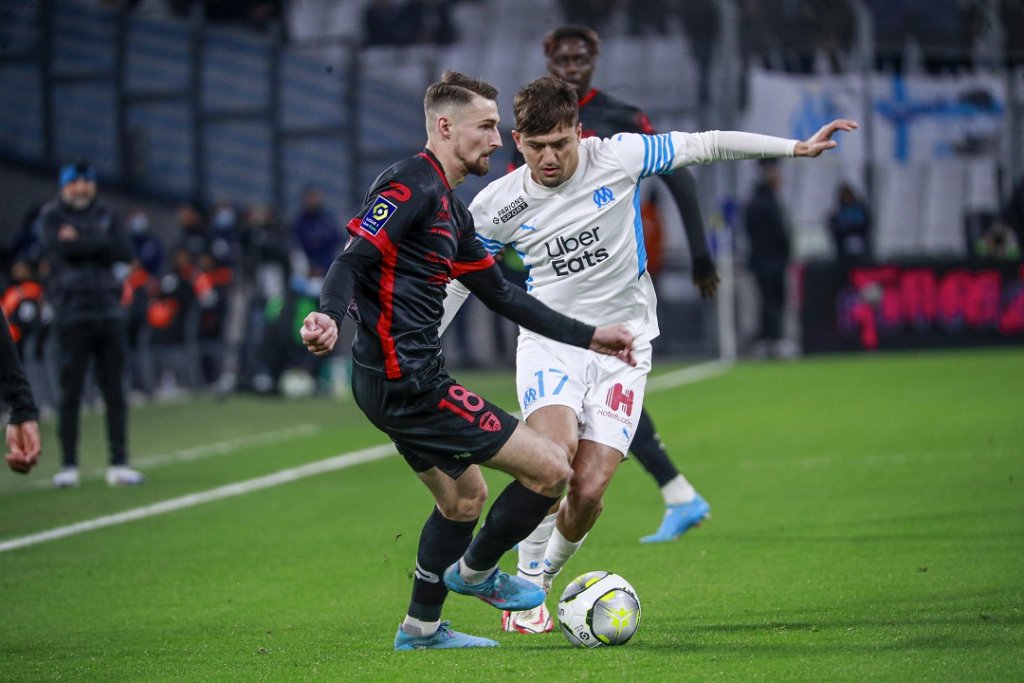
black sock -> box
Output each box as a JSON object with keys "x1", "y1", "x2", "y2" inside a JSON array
[
  {"x1": 463, "y1": 481, "x2": 560, "y2": 572},
  {"x1": 407, "y1": 507, "x2": 477, "y2": 622},
  {"x1": 629, "y1": 409, "x2": 678, "y2": 487}
]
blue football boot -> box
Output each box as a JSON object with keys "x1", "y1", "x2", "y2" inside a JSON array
[
  {"x1": 640, "y1": 493, "x2": 711, "y2": 543},
  {"x1": 394, "y1": 621, "x2": 498, "y2": 650},
  {"x1": 443, "y1": 564, "x2": 546, "y2": 611}
]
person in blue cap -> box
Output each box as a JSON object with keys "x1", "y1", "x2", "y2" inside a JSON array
[{"x1": 38, "y1": 159, "x2": 144, "y2": 487}]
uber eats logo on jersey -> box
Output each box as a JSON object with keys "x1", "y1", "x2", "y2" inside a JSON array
[{"x1": 545, "y1": 226, "x2": 609, "y2": 277}]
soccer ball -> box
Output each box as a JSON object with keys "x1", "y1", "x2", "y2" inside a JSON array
[{"x1": 557, "y1": 571, "x2": 641, "y2": 648}]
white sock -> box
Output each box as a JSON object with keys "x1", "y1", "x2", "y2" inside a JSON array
[
  {"x1": 401, "y1": 616, "x2": 440, "y2": 638},
  {"x1": 458, "y1": 557, "x2": 495, "y2": 585},
  {"x1": 518, "y1": 512, "x2": 558, "y2": 587},
  {"x1": 661, "y1": 474, "x2": 696, "y2": 506},
  {"x1": 543, "y1": 525, "x2": 587, "y2": 590}
]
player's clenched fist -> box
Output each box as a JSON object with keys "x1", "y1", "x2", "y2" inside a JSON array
[
  {"x1": 301, "y1": 311, "x2": 339, "y2": 357},
  {"x1": 588, "y1": 324, "x2": 636, "y2": 366}
]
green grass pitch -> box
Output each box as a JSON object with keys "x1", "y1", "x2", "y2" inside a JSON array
[{"x1": 0, "y1": 348, "x2": 1021, "y2": 681}]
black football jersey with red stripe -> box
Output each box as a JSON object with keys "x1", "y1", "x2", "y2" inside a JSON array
[
  {"x1": 342, "y1": 149, "x2": 494, "y2": 379},
  {"x1": 576, "y1": 88, "x2": 657, "y2": 138}
]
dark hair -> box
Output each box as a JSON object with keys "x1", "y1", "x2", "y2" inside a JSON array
[
  {"x1": 543, "y1": 25, "x2": 601, "y2": 58},
  {"x1": 513, "y1": 75, "x2": 579, "y2": 136},
  {"x1": 424, "y1": 70, "x2": 498, "y2": 114}
]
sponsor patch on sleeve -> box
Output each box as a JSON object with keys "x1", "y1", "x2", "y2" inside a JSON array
[{"x1": 360, "y1": 195, "x2": 398, "y2": 235}]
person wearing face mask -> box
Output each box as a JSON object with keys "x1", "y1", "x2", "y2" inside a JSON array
[
  {"x1": 127, "y1": 209, "x2": 165, "y2": 277},
  {"x1": 38, "y1": 160, "x2": 143, "y2": 488}
]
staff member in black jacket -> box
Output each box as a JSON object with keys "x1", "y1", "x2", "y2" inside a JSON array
[
  {"x1": 1, "y1": 309, "x2": 41, "y2": 474},
  {"x1": 39, "y1": 160, "x2": 143, "y2": 487}
]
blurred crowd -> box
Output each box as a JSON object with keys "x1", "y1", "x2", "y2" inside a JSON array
[
  {"x1": 1, "y1": 181, "x2": 353, "y2": 414},
  {"x1": 92, "y1": 0, "x2": 1024, "y2": 68}
]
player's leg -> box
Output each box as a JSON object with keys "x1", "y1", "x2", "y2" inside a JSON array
[
  {"x1": 632, "y1": 408, "x2": 711, "y2": 544},
  {"x1": 542, "y1": 439, "x2": 623, "y2": 587},
  {"x1": 499, "y1": 404, "x2": 578, "y2": 634},
  {"x1": 395, "y1": 463, "x2": 497, "y2": 650},
  {"x1": 95, "y1": 320, "x2": 143, "y2": 485},
  {"x1": 53, "y1": 323, "x2": 92, "y2": 486},
  {"x1": 443, "y1": 421, "x2": 571, "y2": 611},
  {"x1": 507, "y1": 333, "x2": 587, "y2": 588},
  {"x1": 516, "y1": 405, "x2": 577, "y2": 585}
]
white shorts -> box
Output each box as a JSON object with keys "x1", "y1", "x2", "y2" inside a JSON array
[{"x1": 515, "y1": 330, "x2": 653, "y2": 456}]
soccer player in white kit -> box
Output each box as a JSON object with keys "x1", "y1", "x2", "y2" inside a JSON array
[{"x1": 441, "y1": 75, "x2": 857, "y2": 634}]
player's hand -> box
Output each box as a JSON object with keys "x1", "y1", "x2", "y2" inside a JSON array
[
  {"x1": 300, "y1": 312, "x2": 339, "y2": 357},
  {"x1": 6, "y1": 420, "x2": 41, "y2": 474},
  {"x1": 692, "y1": 254, "x2": 719, "y2": 299},
  {"x1": 589, "y1": 324, "x2": 636, "y2": 367},
  {"x1": 793, "y1": 119, "x2": 858, "y2": 158}
]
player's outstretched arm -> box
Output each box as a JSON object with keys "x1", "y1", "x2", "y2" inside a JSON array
[
  {"x1": 793, "y1": 119, "x2": 859, "y2": 158},
  {"x1": 301, "y1": 311, "x2": 339, "y2": 357}
]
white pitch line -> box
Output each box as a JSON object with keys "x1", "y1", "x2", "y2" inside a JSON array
[
  {"x1": 645, "y1": 359, "x2": 732, "y2": 393},
  {"x1": 0, "y1": 444, "x2": 396, "y2": 554},
  {"x1": 0, "y1": 359, "x2": 730, "y2": 554},
  {"x1": 27, "y1": 424, "x2": 323, "y2": 490}
]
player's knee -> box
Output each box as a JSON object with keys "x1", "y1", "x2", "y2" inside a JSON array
[
  {"x1": 538, "y1": 447, "x2": 571, "y2": 497},
  {"x1": 438, "y1": 489, "x2": 486, "y2": 521},
  {"x1": 568, "y1": 474, "x2": 606, "y2": 513}
]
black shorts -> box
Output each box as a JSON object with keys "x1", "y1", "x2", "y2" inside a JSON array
[{"x1": 350, "y1": 358, "x2": 519, "y2": 479}]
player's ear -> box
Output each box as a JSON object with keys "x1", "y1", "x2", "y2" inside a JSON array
[
  {"x1": 575, "y1": 122, "x2": 582, "y2": 139},
  {"x1": 435, "y1": 114, "x2": 453, "y2": 140},
  {"x1": 511, "y1": 130, "x2": 523, "y2": 151}
]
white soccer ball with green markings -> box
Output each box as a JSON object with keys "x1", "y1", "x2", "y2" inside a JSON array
[{"x1": 557, "y1": 571, "x2": 641, "y2": 648}]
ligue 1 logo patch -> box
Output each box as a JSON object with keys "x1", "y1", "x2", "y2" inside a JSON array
[{"x1": 361, "y1": 195, "x2": 398, "y2": 235}]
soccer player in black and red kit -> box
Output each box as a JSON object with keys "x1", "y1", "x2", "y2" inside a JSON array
[
  {"x1": 300, "y1": 71, "x2": 635, "y2": 650},
  {"x1": 516, "y1": 25, "x2": 717, "y2": 544}
]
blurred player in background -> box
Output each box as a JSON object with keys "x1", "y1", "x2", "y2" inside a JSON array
[
  {"x1": 300, "y1": 71, "x2": 635, "y2": 651},
  {"x1": 510, "y1": 25, "x2": 720, "y2": 546},
  {"x1": 443, "y1": 74, "x2": 857, "y2": 634}
]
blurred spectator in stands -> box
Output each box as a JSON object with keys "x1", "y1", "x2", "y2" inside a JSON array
[
  {"x1": 38, "y1": 159, "x2": 142, "y2": 487},
  {"x1": 678, "y1": 0, "x2": 719, "y2": 105},
  {"x1": 744, "y1": 159, "x2": 793, "y2": 358},
  {"x1": 209, "y1": 200, "x2": 241, "y2": 268},
  {"x1": 175, "y1": 199, "x2": 209, "y2": 266},
  {"x1": 804, "y1": 0, "x2": 855, "y2": 72},
  {"x1": 627, "y1": 0, "x2": 670, "y2": 37},
  {"x1": 558, "y1": 0, "x2": 615, "y2": 36},
  {"x1": 974, "y1": 220, "x2": 1021, "y2": 261},
  {"x1": 407, "y1": 0, "x2": 458, "y2": 45},
  {"x1": 293, "y1": 185, "x2": 342, "y2": 277},
  {"x1": 363, "y1": 0, "x2": 414, "y2": 46},
  {"x1": 999, "y1": 173, "x2": 1024, "y2": 249},
  {"x1": 828, "y1": 183, "x2": 871, "y2": 264},
  {"x1": 10, "y1": 203, "x2": 44, "y2": 266},
  {"x1": 126, "y1": 208, "x2": 164, "y2": 277},
  {"x1": 237, "y1": 204, "x2": 291, "y2": 393}
]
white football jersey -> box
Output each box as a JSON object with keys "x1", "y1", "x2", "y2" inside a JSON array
[{"x1": 443, "y1": 130, "x2": 797, "y2": 338}]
